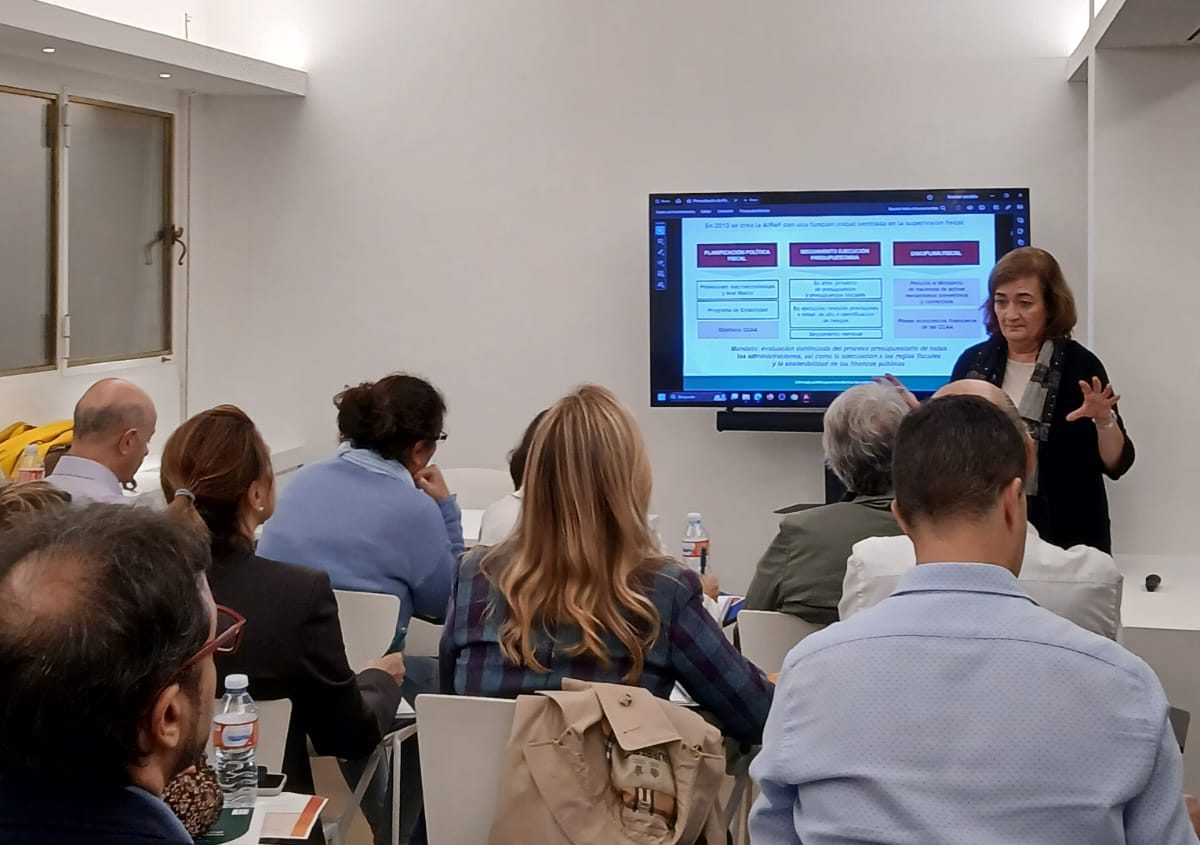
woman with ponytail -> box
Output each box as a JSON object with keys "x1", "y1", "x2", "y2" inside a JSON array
[{"x1": 161, "y1": 406, "x2": 406, "y2": 823}]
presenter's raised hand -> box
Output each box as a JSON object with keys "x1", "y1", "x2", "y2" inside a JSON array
[
  {"x1": 1065, "y1": 377, "x2": 1120, "y2": 423},
  {"x1": 874, "y1": 374, "x2": 920, "y2": 410},
  {"x1": 414, "y1": 464, "x2": 452, "y2": 501}
]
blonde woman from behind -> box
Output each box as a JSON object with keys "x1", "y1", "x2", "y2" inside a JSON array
[{"x1": 441, "y1": 384, "x2": 773, "y2": 746}]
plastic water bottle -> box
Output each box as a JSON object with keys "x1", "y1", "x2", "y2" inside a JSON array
[
  {"x1": 213, "y1": 674, "x2": 258, "y2": 807},
  {"x1": 681, "y1": 513, "x2": 710, "y2": 573},
  {"x1": 13, "y1": 445, "x2": 44, "y2": 482}
]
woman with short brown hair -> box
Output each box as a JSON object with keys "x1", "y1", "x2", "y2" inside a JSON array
[{"x1": 952, "y1": 247, "x2": 1134, "y2": 552}]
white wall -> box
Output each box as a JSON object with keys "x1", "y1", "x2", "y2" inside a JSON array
[
  {"x1": 188, "y1": 0, "x2": 1088, "y2": 590},
  {"x1": 1091, "y1": 47, "x2": 1200, "y2": 555},
  {"x1": 38, "y1": 0, "x2": 195, "y2": 40}
]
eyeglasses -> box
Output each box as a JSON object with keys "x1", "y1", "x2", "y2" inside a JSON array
[
  {"x1": 154, "y1": 605, "x2": 245, "y2": 700},
  {"x1": 434, "y1": 431, "x2": 448, "y2": 442}
]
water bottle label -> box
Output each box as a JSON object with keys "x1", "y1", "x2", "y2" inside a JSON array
[
  {"x1": 16, "y1": 468, "x2": 45, "y2": 483},
  {"x1": 213, "y1": 720, "x2": 258, "y2": 751}
]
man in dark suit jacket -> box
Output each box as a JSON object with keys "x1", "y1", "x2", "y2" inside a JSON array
[
  {"x1": 745, "y1": 383, "x2": 909, "y2": 624},
  {"x1": 0, "y1": 506, "x2": 217, "y2": 845}
]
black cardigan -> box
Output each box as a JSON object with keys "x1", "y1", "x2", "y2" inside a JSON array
[
  {"x1": 208, "y1": 551, "x2": 403, "y2": 795},
  {"x1": 951, "y1": 337, "x2": 1135, "y2": 553}
]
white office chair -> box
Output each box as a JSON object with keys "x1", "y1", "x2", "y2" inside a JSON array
[
  {"x1": 439, "y1": 467, "x2": 513, "y2": 511},
  {"x1": 403, "y1": 617, "x2": 443, "y2": 658},
  {"x1": 737, "y1": 610, "x2": 825, "y2": 675},
  {"x1": 332, "y1": 589, "x2": 401, "y2": 672},
  {"x1": 207, "y1": 698, "x2": 292, "y2": 775},
  {"x1": 416, "y1": 694, "x2": 516, "y2": 845}
]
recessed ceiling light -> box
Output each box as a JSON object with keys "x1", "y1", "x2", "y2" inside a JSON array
[
  {"x1": 42, "y1": 47, "x2": 56, "y2": 54},
  {"x1": 159, "y1": 72, "x2": 172, "y2": 79}
]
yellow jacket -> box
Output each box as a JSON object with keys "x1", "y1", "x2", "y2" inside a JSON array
[{"x1": 0, "y1": 421, "x2": 74, "y2": 478}]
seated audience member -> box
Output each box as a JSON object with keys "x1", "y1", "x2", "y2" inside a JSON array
[
  {"x1": 745, "y1": 382, "x2": 907, "y2": 623},
  {"x1": 477, "y1": 409, "x2": 547, "y2": 547},
  {"x1": 42, "y1": 442, "x2": 69, "y2": 476},
  {"x1": 161, "y1": 406, "x2": 405, "y2": 805},
  {"x1": 750, "y1": 395, "x2": 1197, "y2": 845},
  {"x1": 48, "y1": 378, "x2": 156, "y2": 504},
  {"x1": 0, "y1": 480, "x2": 71, "y2": 531},
  {"x1": 0, "y1": 505, "x2": 218, "y2": 845},
  {"x1": 441, "y1": 385, "x2": 773, "y2": 746},
  {"x1": 840, "y1": 379, "x2": 1123, "y2": 639},
  {"x1": 259, "y1": 374, "x2": 464, "y2": 650}
]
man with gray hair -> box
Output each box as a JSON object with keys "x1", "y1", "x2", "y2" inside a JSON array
[
  {"x1": 745, "y1": 381, "x2": 909, "y2": 624},
  {"x1": 48, "y1": 379, "x2": 157, "y2": 505}
]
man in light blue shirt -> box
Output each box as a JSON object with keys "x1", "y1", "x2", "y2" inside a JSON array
[
  {"x1": 750, "y1": 392, "x2": 1198, "y2": 845},
  {"x1": 48, "y1": 379, "x2": 156, "y2": 505}
]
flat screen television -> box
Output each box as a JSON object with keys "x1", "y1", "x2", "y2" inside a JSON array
[{"x1": 649, "y1": 188, "x2": 1030, "y2": 409}]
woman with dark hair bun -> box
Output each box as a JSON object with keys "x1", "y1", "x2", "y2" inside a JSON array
[{"x1": 259, "y1": 373, "x2": 463, "y2": 649}]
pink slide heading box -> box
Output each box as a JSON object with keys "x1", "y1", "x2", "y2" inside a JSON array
[
  {"x1": 696, "y1": 243, "x2": 779, "y2": 268},
  {"x1": 789, "y1": 242, "x2": 881, "y2": 267},
  {"x1": 893, "y1": 241, "x2": 980, "y2": 266}
]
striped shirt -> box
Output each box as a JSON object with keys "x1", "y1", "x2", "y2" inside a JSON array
[{"x1": 440, "y1": 549, "x2": 774, "y2": 745}]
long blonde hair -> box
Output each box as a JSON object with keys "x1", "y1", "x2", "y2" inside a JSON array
[{"x1": 483, "y1": 385, "x2": 665, "y2": 681}]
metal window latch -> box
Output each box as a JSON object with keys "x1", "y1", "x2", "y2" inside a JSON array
[{"x1": 144, "y1": 225, "x2": 188, "y2": 266}]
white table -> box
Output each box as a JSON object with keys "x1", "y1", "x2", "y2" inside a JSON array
[{"x1": 1115, "y1": 553, "x2": 1200, "y2": 793}]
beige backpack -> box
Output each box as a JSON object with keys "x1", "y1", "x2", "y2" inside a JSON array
[{"x1": 488, "y1": 679, "x2": 728, "y2": 845}]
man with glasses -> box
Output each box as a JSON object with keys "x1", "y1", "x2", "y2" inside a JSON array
[{"x1": 0, "y1": 504, "x2": 239, "y2": 844}]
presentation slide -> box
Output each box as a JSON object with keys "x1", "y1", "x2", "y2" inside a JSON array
[{"x1": 678, "y1": 214, "x2": 995, "y2": 394}]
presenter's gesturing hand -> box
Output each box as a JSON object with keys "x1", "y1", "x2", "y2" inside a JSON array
[
  {"x1": 414, "y1": 464, "x2": 452, "y2": 502},
  {"x1": 1065, "y1": 377, "x2": 1120, "y2": 423},
  {"x1": 1065, "y1": 377, "x2": 1127, "y2": 472}
]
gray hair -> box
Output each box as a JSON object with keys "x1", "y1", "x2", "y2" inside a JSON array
[{"x1": 822, "y1": 382, "x2": 911, "y2": 496}]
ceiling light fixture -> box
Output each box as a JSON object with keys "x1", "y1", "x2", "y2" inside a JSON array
[
  {"x1": 42, "y1": 47, "x2": 56, "y2": 54},
  {"x1": 159, "y1": 72, "x2": 172, "y2": 79}
]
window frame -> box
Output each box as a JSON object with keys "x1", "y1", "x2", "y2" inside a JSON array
[
  {"x1": 63, "y1": 94, "x2": 175, "y2": 369},
  {"x1": 0, "y1": 77, "x2": 181, "y2": 380},
  {"x1": 0, "y1": 83, "x2": 60, "y2": 377}
]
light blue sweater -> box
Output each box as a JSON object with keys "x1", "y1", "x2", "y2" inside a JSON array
[{"x1": 258, "y1": 445, "x2": 464, "y2": 646}]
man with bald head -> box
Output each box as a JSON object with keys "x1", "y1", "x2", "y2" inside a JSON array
[
  {"x1": 49, "y1": 379, "x2": 157, "y2": 505},
  {"x1": 751, "y1": 392, "x2": 1196, "y2": 845},
  {"x1": 0, "y1": 505, "x2": 217, "y2": 844},
  {"x1": 840, "y1": 378, "x2": 1122, "y2": 638}
]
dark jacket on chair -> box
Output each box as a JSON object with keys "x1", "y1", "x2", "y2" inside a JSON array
[
  {"x1": 0, "y1": 782, "x2": 191, "y2": 844},
  {"x1": 745, "y1": 496, "x2": 902, "y2": 624},
  {"x1": 208, "y1": 551, "x2": 403, "y2": 794}
]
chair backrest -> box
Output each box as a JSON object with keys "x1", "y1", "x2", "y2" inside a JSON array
[
  {"x1": 207, "y1": 698, "x2": 292, "y2": 774},
  {"x1": 737, "y1": 610, "x2": 825, "y2": 675},
  {"x1": 416, "y1": 694, "x2": 516, "y2": 845},
  {"x1": 332, "y1": 589, "x2": 400, "y2": 672},
  {"x1": 1170, "y1": 706, "x2": 1191, "y2": 751},
  {"x1": 440, "y1": 467, "x2": 513, "y2": 511},
  {"x1": 404, "y1": 617, "x2": 444, "y2": 658}
]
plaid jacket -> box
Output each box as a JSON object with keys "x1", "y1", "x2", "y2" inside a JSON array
[{"x1": 439, "y1": 549, "x2": 774, "y2": 745}]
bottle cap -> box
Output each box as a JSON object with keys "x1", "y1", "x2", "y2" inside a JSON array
[
  {"x1": 21, "y1": 445, "x2": 36, "y2": 455},
  {"x1": 225, "y1": 673, "x2": 249, "y2": 691},
  {"x1": 687, "y1": 512, "x2": 702, "y2": 521}
]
